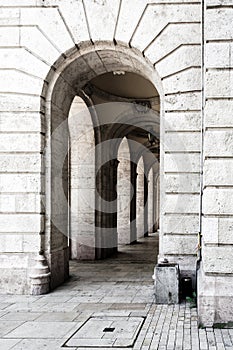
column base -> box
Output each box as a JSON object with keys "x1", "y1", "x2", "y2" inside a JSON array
[{"x1": 29, "y1": 254, "x2": 51, "y2": 295}]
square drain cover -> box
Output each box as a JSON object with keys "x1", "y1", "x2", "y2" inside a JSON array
[{"x1": 63, "y1": 316, "x2": 145, "y2": 348}]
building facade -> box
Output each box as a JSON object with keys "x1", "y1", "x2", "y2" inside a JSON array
[{"x1": 0, "y1": 0, "x2": 232, "y2": 327}]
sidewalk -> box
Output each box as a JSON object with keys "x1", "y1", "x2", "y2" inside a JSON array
[{"x1": 0, "y1": 234, "x2": 232, "y2": 349}]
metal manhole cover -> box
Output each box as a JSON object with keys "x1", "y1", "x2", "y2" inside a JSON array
[{"x1": 63, "y1": 316, "x2": 145, "y2": 348}]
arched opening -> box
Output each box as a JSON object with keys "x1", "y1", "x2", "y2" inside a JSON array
[{"x1": 42, "y1": 43, "x2": 162, "y2": 290}]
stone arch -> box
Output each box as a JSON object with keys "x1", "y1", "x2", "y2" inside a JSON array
[
  {"x1": 42, "y1": 42, "x2": 163, "y2": 290},
  {"x1": 0, "y1": 1, "x2": 202, "y2": 295}
]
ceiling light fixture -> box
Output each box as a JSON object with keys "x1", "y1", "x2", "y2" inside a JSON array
[{"x1": 112, "y1": 71, "x2": 125, "y2": 75}]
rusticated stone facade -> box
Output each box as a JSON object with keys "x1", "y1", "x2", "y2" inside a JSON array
[{"x1": 0, "y1": 0, "x2": 232, "y2": 326}]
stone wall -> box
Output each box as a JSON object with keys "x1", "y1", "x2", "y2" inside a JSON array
[{"x1": 198, "y1": 0, "x2": 233, "y2": 326}]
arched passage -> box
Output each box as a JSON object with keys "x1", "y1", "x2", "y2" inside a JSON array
[{"x1": 42, "y1": 42, "x2": 162, "y2": 290}]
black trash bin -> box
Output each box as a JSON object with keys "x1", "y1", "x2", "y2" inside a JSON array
[{"x1": 181, "y1": 277, "x2": 193, "y2": 299}]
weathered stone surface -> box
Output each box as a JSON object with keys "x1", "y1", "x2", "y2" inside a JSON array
[
  {"x1": 164, "y1": 111, "x2": 201, "y2": 131},
  {"x1": 145, "y1": 23, "x2": 201, "y2": 64},
  {"x1": 136, "y1": 157, "x2": 144, "y2": 238},
  {"x1": 132, "y1": 3, "x2": 201, "y2": 51},
  {"x1": 204, "y1": 159, "x2": 233, "y2": 186},
  {"x1": 206, "y1": 70, "x2": 233, "y2": 98},
  {"x1": 206, "y1": 8, "x2": 233, "y2": 40},
  {"x1": 21, "y1": 7, "x2": 74, "y2": 52},
  {"x1": 0, "y1": 8, "x2": 20, "y2": 25},
  {"x1": 163, "y1": 235, "x2": 197, "y2": 255},
  {"x1": 163, "y1": 67, "x2": 201, "y2": 94},
  {"x1": 21, "y1": 26, "x2": 60, "y2": 65},
  {"x1": 218, "y1": 218, "x2": 233, "y2": 245},
  {"x1": 0, "y1": 93, "x2": 41, "y2": 111},
  {"x1": 164, "y1": 153, "x2": 200, "y2": 173},
  {"x1": 117, "y1": 138, "x2": 131, "y2": 244},
  {"x1": 43, "y1": 0, "x2": 90, "y2": 44},
  {"x1": 164, "y1": 173, "x2": 200, "y2": 193},
  {"x1": 156, "y1": 46, "x2": 201, "y2": 78},
  {"x1": 0, "y1": 154, "x2": 42, "y2": 172},
  {"x1": 205, "y1": 100, "x2": 233, "y2": 127},
  {"x1": 0, "y1": 174, "x2": 42, "y2": 193},
  {"x1": 84, "y1": 0, "x2": 120, "y2": 42},
  {"x1": 115, "y1": 0, "x2": 148, "y2": 44},
  {"x1": 202, "y1": 217, "x2": 218, "y2": 244},
  {"x1": 164, "y1": 132, "x2": 201, "y2": 152},
  {"x1": 204, "y1": 130, "x2": 233, "y2": 157},
  {"x1": 0, "y1": 70, "x2": 44, "y2": 96},
  {"x1": 203, "y1": 188, "x2": 233, "y2": 215},
  {"x1": 197, "y1": 264, "x2": 233, "y2": 326},
  {"x1": 0, "y1": 112, "x2": 43, "y2": 132},
  {"x1": 154, "y1": 263, "x2": 179, "y2": 304},
  {"x1": 206, "y1": 42, "x2": 233, "y2": 68},
  {"x1": 0, "y1": 27, "x2": 19, "y2": 46},
  {"x1": 163, "y1": 194, "x2": 200, "y2": 214},
  {"x1": 0, "y1": 194, "x2": 42, "y2": 213},
  {"x1": 164, "y1": 91, "x2": 201, "y2": 111},
  {"x1": 0, "y1": 214, "x2": 43, "y2": 233},
  {"x1": 163, "y1": 214, "x2": 199, "y2": 234},
  {"x1": 202, "y1": 245, "x2": 233, "y2": 274}
]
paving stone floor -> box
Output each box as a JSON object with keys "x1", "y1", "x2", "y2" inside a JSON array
[{"x1": 0, "y1": 233, "x2": 232, "y2": 349}]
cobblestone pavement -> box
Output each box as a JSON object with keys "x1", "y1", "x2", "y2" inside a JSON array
[{"x1": 0, "y1": 233, "x2": 232, "y2": 349}]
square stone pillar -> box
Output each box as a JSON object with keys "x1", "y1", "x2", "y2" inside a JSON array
[{"x1": 153, "y1": 262, "x2": 179, "y2": 304}]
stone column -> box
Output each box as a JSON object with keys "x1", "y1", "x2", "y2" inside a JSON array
[
  {"x1": 130, "y1": 161, "x2": 137, "y2": 243},
  {"x1": 117, "y1": 138, "x2": 131, "y2": 244},
  {"x1": 148, "y1": 168, "x2": 154, "y2": 233},
  {"x1": 153, "y1": 174, "x2": 160, "y2": 232},
  {"x1": 69, "y1": 97, "x2": 95, "y2": 260},
  {"x1": 96, "y1": 158, "x2": 118, "y2": 259},
  {"x1": 136, "y1": 157, "x2": 145, "y2": 239},
  {"x1": 144, "y1": 174, "x2": 148, "y2": 237}
]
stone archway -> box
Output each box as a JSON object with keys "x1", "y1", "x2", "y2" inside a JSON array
[{"x1": 42, "y1": 42, "x2": 163, "y2": 290}]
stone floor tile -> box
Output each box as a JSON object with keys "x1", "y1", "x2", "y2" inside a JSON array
[
  {"x1": 0, "y1": 339, "x2": 21, "y2": 350},
  {"x1": 0, "y1": 304, "x2": 14, "y2": 311},
  {"x1": 0, "y1": 322, "x2": 25, "y2": 337},
  {"x1": 4, "y1": 321, "x2": 78, "y2": 339},
  {"x1": 0, "y1": 312, "x2": 41, "y2": 321},
  {"x1": 35, "y1": 312, "x2": 79, "y2": 322},
  {"x1": 10, "y1": 339, "x2": 64, "y2": 350}
]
